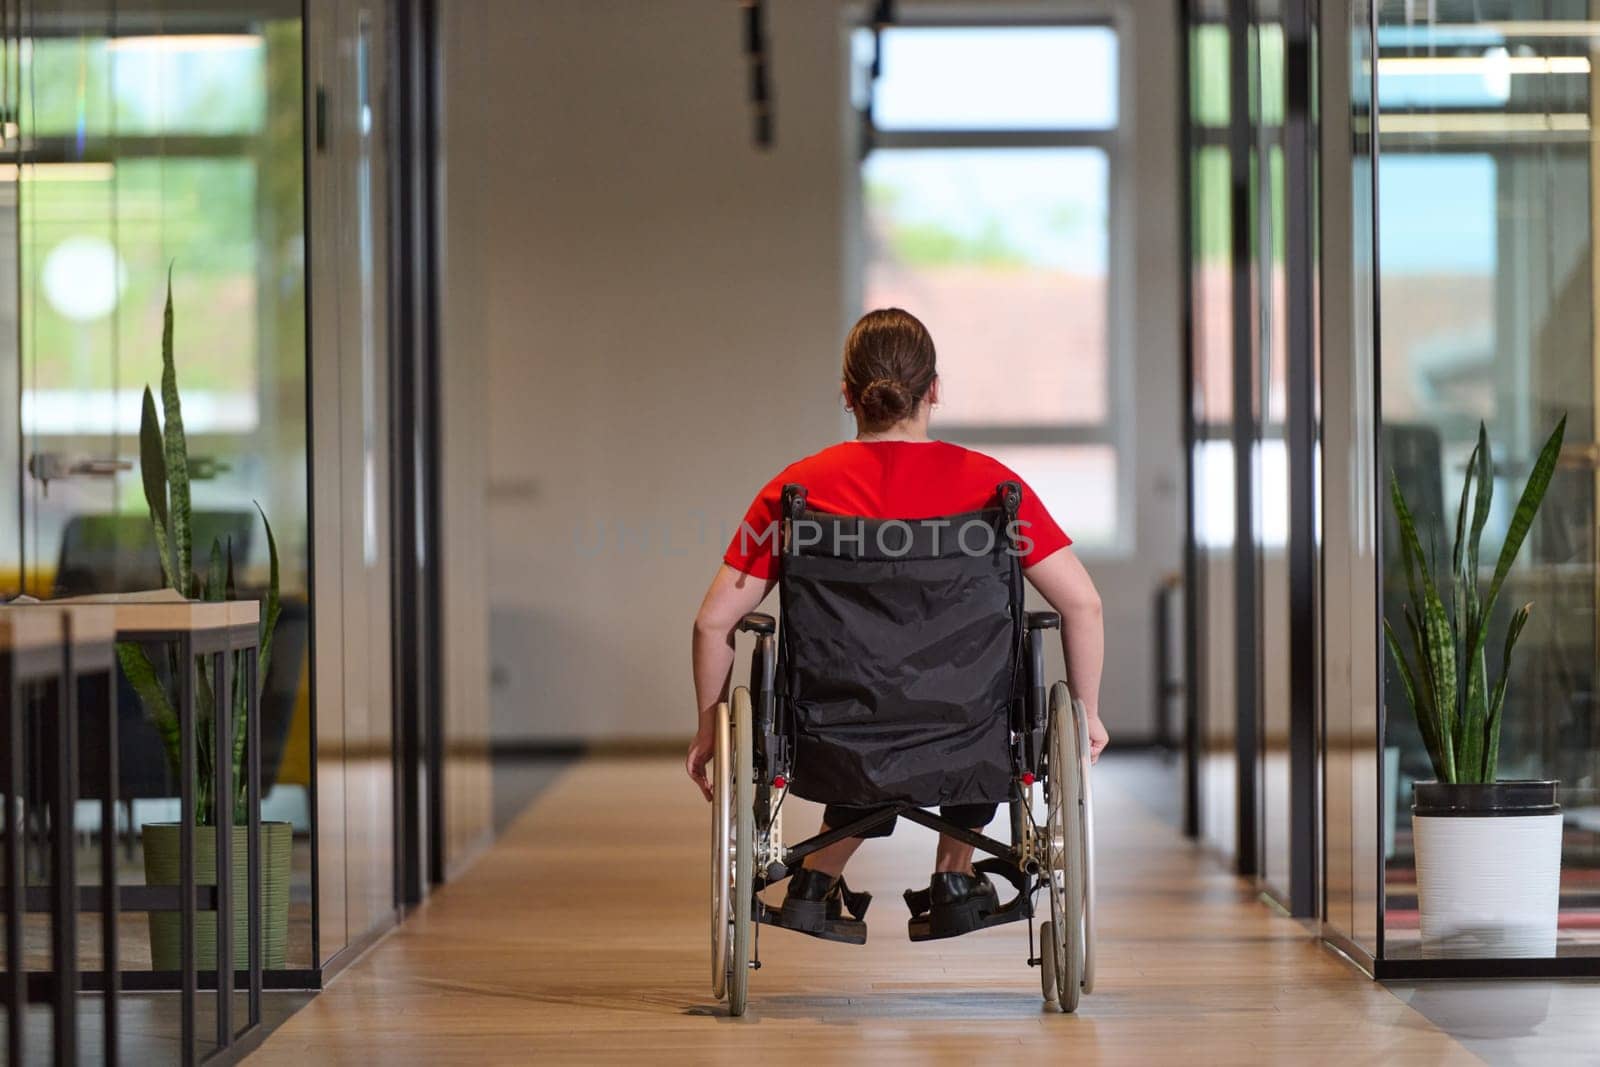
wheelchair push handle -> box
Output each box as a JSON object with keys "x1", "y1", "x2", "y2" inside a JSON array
[
  {"x1": 1026, "y1": 610, "x2": 1060, "y2": 631},
  {"x1": 737, "y1": 612, "x2": 776, "y2": 636}
]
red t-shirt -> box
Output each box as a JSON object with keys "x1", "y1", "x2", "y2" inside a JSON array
[{"x1": 723, "y1": 440, "x2": 1071, "y2": 580}]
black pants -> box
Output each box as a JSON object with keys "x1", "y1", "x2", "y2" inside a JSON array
[{"x1": 822, "y1": 802, "x2": 999, "y2": 840}]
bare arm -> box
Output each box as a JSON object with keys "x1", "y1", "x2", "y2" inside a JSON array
[
  {"x1": 1023, "y1": 546, "x2": 1109, "y2": 761},
  {"x1": 686, "y1": 564, "x2": 777, "y2": 799}
]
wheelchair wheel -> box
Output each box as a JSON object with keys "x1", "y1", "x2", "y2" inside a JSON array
[
  {"x1": 709, "y1": 699, "x2": 731, "y2": 1000},
  {"x1": 1041, "y1": 681, "x2": 1085, "y2": 1013},
  {"x1": 728, "y1": 686, "x2": 756, "y2": 1016}
]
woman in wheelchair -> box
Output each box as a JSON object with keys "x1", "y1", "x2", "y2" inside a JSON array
[{"x1": 688, "y1": 307, "x2": 1108, "y2": 950}]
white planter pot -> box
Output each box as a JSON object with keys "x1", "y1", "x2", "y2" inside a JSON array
[{"x1": 1412, "y1": 780, "x2": 1562, "y2": 959}]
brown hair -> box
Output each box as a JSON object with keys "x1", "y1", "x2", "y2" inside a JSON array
[{"x1": 842, "y1": 308, "x2": 937, "y2": 429}]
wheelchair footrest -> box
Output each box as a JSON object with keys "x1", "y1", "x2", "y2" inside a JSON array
[
  {"x1": 757, "y1": 898, "x2": 868, "y2": 946},
  {"x1": 905, "y1": 859, "x2": 1031, "y2": 943}
]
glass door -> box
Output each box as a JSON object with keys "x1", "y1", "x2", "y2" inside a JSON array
[{"x1": 306, "y1": 0, "x2": 397, "y2": 962}]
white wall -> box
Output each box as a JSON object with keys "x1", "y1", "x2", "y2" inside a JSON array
[
  {"x1": 454, "y1": 0, "x2": 849, "y2": 741},
  {"x1": 445, "y1": 0, "x2": 1184, "y2": 744}
]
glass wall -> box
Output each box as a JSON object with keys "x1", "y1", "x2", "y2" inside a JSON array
[
  {"x1": 1, "y1": 1, "x2": 315, "y2": 1001},
  {"x1": 1375, "y1": 0, "x2": 1600, "y2": 960},
  {"x1": 1186, "y1": 0, "x2": 1319, "y2": 912},
  {"x1": 1250, "y1": 0, "x2": 1294, "y2": 903},
  {"x1": 1187, "y1": 0, "x2": 1243, "y2": 864},
  {"x1": 1193, "y1": 0, "x2": 1600, "y2": 970},
  {"x1": 1316, "y1": 0, "x2": 1386, "y2": 968}
]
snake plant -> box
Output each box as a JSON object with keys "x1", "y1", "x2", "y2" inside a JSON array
[
  {"x1": 1385, "y1": 417, "x2": 1565, "y2": 785},
  {"x1": 115, "y1": 270, "x2": 282, "y2": 825}
]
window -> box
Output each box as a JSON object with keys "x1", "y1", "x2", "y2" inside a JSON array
[{"x1": 855, "y1": 23, "x2": 1124, "y2": 548}]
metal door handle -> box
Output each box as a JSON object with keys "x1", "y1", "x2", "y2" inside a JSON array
[
  {"x1": 26, "y1": 453, "x2": 133, "y2": 496},
  {"x1": 70, "y1": 458, "x2": 133, "y2": 477}
]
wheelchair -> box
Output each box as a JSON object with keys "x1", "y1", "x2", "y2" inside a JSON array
[{"x1": 710, "y1": 482, "x2": 1096, "y2": 1016}]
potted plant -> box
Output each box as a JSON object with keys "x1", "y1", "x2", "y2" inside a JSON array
[
  {"x1": 116, "y1": 274, "x2": 294, "y2": 971},
  {"x1": 1386, "y1": 417, "x2": 1566, "y2": 958}
]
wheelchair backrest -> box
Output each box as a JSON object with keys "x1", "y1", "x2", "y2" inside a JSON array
[{"x1": 775, "y1": 482, "x2": 1025, "y2": 807}]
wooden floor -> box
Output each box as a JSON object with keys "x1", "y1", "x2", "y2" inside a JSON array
[{"x1": 248, "y1": 756, "x2": 1479, "y2": 1065}]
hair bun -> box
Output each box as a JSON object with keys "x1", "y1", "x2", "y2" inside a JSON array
[
  {"x1": 857, "y1": 377, "x2": 915, "y2": 424},
  {"x1": 842, "y1": 308, "x2": 937, "y2": 429}
]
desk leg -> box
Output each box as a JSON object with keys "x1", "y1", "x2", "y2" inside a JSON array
[
  {"x1": 95, "y1": 663, "x2": 119, "y2": 1067},
  {"x1": 179, "y1": 635, "x2": 196, "y2": 1067},
  {"x1": 3, "y1": 657, "x2": 23, "y2": 1067},
  {"x1": 245, "y1": 646, "x2": 261, "y2": 1028},
  {"x1": 214, "y1": 646, "x2": 233, "y2": 1049},
  {"x1": 50, "y1": 645, "x2": 79, "y2": 1066}
]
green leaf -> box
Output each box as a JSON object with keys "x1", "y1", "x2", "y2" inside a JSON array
[
  {"x1": 1467, "y1": 422, "x2": 1493, "y2": 580},
  {"x1": 1458, "y1": 642, "x2": 1488, "y2": 784},
  {"x1": 1401, "y1": 596, "x2": 1441, "y2": 775},
  {"x1": 1391, "y1": 470, "x2": 1436, "y2": 614},
  {"x1": 1482, "y1": 415, "x2": 1566, "y2": 632},
  {"x1": 1421, "y1": 590, "x2": 1459, "y2": 783},
  {"x1": 1402, "y1": 602, "x2": 1453, "y2": 781},
  {"x1": 254, "y1": 503, "x2": 282, "y2": 702},
  {"x1": 1453, "y1": 428, "x2": 1490, "y2": 674},
  {"x1": 1485, "y1": 603, "x2": 1533, "y2": 781},
  {"x1": 159, "y1": 265, "x2": 194, "y2": 598},
  {"x1": 1386, "y1": 619, "x2": 1445, "y2": 780},
  {"x1": 138, "y1": 386, "x2": 175, "y2": 590},
  {"x1": 225, "y1": 537, "x2": 237, "y2": 602},
  {"x1": 204, "y1": 537, "x2": 225, "y2": 603},
  {"x1": 1451, "y1": 435, "x2": 1479, "y2": 577},
  {"x1": 1393, "y1": 469, "x2": 1460, "y2": 780},
  {"x1": 233, "y1": 503, "x2": 282, "y2": 819},
  {"x1": 116, "y1": 642, "x2": 180, "y2": 780}
]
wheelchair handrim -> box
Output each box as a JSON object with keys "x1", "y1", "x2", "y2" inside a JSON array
[
  {"x1": 729, "y1": 687, "x2": 755, "y2": 1014},
  {"x1": 1073, "y1": 696, "x2": 1097, "y2": 995},
  {"x1": 1046, "y1": 681, "x2": 1084, "y2": 1009},
  {"x1": 710, "y1": 701, "x2": 731, "y2": 1000}
]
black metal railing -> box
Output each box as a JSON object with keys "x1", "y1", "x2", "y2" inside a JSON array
[{"x1": 2, "y1": 602, "x2": 265, "y2": 1066}]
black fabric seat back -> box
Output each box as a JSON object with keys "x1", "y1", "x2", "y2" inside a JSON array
[{"x1": 778, "y1": 494, "x2": 1023, "y2": 807}]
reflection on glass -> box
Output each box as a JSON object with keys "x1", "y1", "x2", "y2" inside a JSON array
[
  {"x1": 1376, "y1": 6, "x2": 1600, "y2": 957},
  {"x1": 1252, "y1": 8, "x2": 1293, "y2": 905},
  {"x1": 1188, "y1": 0, "x2": 1239, "y2": 861},
  {"x1": 5, "y1": 11, "x2": 313, "y2": 977},
  {"x1": 863, "y1": 148, "x2": 1109, "y2": 429}
]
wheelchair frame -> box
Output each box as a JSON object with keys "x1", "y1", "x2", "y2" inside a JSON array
[{"x1": 710, "y1": 483, "x2": 1096, "y2": 1016}]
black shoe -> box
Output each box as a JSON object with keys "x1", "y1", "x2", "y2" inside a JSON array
[
  {"x1": 932, "y1": 871, "x2": 1000, "y2": 912},
  {"x1": 905, "y1": 865, "x2": 1025, "y2": 942},
  {"x1": 768, "y1": 868, "x2": 870, "y2": 945}
]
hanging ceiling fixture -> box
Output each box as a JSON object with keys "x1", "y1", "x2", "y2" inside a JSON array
[
  {"x1": 741, "y1": 0, "x2": 774, "y2": 149},
  {"x1": 859, "y1": 0, "x2": 896, "y2": 159}
]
